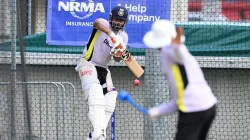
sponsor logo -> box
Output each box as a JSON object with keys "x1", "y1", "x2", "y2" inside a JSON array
[
  {"x1": 103, "y1": 39, "x2": 113, "y2": 49},
  {"x1": 58, "y1": 0, "x2": 105, "y2": 19},
  {"x1": 79, "y1": 69, "x2": 93, "y2": 77},
  {"x1": 118, "y1": 9, "x2": 124, "y2": 16},
  {"x1": 119, "y1": 3, "x2": 161, "y2": 23}
]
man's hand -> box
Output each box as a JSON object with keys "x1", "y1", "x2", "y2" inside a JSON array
[
  {"x1": 108, "y1": 32, "x2": 116, "y2": 43},
  {"x1": 148, "y1": 107, "x2": 162, "y2": 121},
  {"x1": 170, "y1": 26, "x2": 185, "y2": 64},
  {"x1": 171, "y1": 26, "x2": 185, "y2": 45},
  {"x1": 109, "y1": 33, "x2": 126, "y2": 57},
  {"x1": 110, "y1": 43, "x2": 125, "y2": 57}
]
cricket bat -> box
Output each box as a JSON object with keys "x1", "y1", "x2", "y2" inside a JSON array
[
  {"x1": 111, "y1": 37, "x2": 144, "y2": 78},
  {"x1": 120, "y1": 49, "x2": 144, "y2": 78}
]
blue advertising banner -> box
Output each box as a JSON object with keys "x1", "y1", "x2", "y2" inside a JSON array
[{"x1": 46, "y1": 0, "x2": 171, "y2": 48}]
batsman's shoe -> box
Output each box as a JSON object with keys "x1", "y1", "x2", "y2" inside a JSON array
[
  {"x1": 86, "y1": 132, "x2": 92, "y2": 140},
  {"x1": 86, "y1": 132, "x2": 105, "y2": 140}
]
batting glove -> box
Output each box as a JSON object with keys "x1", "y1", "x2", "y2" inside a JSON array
[{"x1": 109, "y1": 34, "x2": 126, "y2": 57}]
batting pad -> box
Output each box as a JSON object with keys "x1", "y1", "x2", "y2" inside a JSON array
[
  {"x1": 88, "y1": 83, "x2": 106, "y2": 139},
  {"x1": 104, "y1": 91, "x2": 118, "y2": 129}
]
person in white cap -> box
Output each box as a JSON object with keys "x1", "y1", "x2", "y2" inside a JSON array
[{"x1": 143, "y1": 20, "x2": 217, "y2": 140}]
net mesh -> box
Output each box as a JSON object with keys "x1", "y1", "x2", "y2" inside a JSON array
[{"x1": 0, "y1": 0, "x2": 250, "y2": 140}]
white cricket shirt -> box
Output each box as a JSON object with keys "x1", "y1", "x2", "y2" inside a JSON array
[
  {"x1": 156, "y1": 44, "x2": 217, "y2": 115},
  {"x1": 77, "y1": 19, "x2": 128, "y2": 69}
]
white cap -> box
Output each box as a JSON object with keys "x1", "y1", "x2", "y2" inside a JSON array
[{"x1": 143, "y1": 20, "x2": 177, "y2": 48}]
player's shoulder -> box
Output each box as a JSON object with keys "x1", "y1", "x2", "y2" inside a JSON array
[
  {"x1": 118, "y1": 30, "x2": 128, "y2": 39},
  {"x1": 161, "y1": 45, "x2": 172, "y2": 52},
  {"x1": 161, "y1": 45, "x2": 179, "y2": 56},
  {"x1": 123, "y1": 30, "x2": 128, "y2": 37},
  {"x1": 163, "y1": 44, "x2": 186, "y2": 51}
]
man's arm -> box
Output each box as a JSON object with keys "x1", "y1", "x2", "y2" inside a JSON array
[
  {"x1": 112, "y1": 32, "x2": 129, "y2": 62},
  {"x1": 151, "y1": 99, "x2": 178, "y2": 115},
  {"x1": 148, "y1": 99, "x2": 178, "y2": 120},
  {"x1": 94, "y1": 18, "x2": 126, "y2": 60},
  {"x1": 93, "y1": 18, "x2": 115, "y2": 37},
  {"x1": 168, "y1": 26, "x2": 185, "y2": 64}
]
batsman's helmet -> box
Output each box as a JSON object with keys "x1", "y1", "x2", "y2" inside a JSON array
[{"x1": 109, "y1": 6, "x2": 128, "y2": 31}]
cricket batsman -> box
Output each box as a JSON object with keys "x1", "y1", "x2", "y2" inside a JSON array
[{"x1": 75, "y1": 6, "x2": 129, "y2": 140}]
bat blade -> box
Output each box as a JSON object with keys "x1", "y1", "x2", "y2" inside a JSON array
[{"x1": 121, "y1": 49, "x2": 144, "y2": 78}]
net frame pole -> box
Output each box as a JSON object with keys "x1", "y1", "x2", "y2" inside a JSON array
[
  {"x1": 10, "y1": 0, "x2": 17, "y2": 139},
  {"x1": 17, "y1": 0, "x2": 32, "y2": 139}
]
